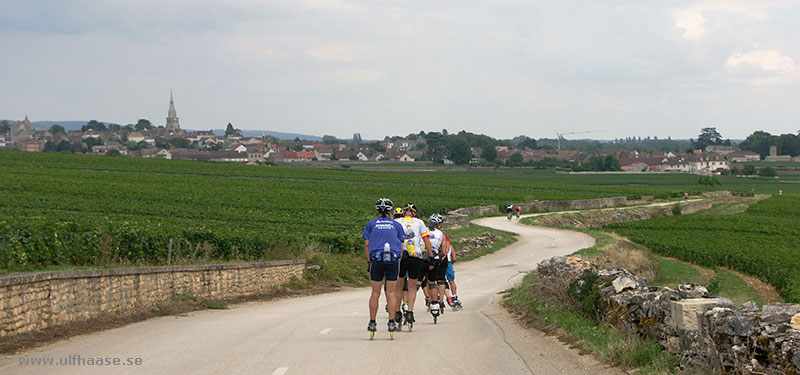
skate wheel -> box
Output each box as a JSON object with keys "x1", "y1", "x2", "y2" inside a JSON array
[
  {"x1": 409, "y1": 323, "x2": 413, "y2": 332},
  {"x1": 433, "y1": 316, "x2": 437, "y2": 324},
  {"x1": 370, "y1": 331, "x2": 375, "y2": 340},
  {"x1": 390, "y1": 331, "x2": 394, "y2": 340}
]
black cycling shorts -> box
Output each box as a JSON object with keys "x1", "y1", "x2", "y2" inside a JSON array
[
  {"x1": 370, "y1": 260, "x2": 400, "y2": 282},
  {"x1": 428, "y1": 260, "x2": 447, "y2": 283},
  {"x1": 399, "y1": 256, "x2": 425, "y2": 280}
]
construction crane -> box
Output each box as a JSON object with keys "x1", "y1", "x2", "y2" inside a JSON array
[{"x1": 553, "y1": 129, "x2": 604, "y2": 151}]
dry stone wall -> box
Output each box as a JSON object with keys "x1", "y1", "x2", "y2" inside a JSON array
[
  {"x1": 537, "y1": 256, "x2": 800, "y2": 374},
  {"x1": 0, "y1": 260, "x2": 305, "y2": 338}
]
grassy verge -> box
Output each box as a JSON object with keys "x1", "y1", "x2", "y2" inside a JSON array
[
  {"x1": 446, "y1": 224, "x2": 518, "y2": 262},
  {"x1": 504, "y1": 272, "x2": 678, "y2": 375}
]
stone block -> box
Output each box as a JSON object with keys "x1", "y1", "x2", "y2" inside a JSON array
[
  {"x1": 669, "y1": 298, "x2": 734, "y2": 332},
  {"x1": 761, "y1": 303, "x2": 800, "y2": 324}
]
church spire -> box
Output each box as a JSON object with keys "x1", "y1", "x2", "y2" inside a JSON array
[
  {"x1": 166, "y1": 90, "x2": 180, "y2": 132},
  {"x1": 168, "y1": 90, "x2": 177, "y2": 118}
]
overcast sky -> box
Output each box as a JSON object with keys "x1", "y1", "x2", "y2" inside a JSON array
[{"x1": 2, "y1": 1, "x2": 799, "y2": 140}]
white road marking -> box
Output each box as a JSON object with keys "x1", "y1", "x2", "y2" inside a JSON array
[
  {"x1": 272, "y1": 367, "x2": 289, "y2": 375},
  {"x1": 319, "y1": 328, "x2": 332, "y2": 335},
  {"x1": 490, "y1": 269, "x2": 497, "y2": 273}
]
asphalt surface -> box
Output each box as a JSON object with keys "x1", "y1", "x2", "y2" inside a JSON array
[{"x1": 1, "y1": 214, "x2": 628, "y2": 375}]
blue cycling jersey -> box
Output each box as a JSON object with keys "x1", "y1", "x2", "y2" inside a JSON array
[{"x1": 362, "y1": 216, "x2": 404, "y2": 260}]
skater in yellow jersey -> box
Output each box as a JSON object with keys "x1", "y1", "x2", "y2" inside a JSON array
[{"x1": 394, "y1": 203, "x2": 433, "y2": 331}]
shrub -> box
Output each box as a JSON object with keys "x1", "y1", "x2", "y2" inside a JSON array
[{"x1": 758, "y1": 167, "x2": 777, "y2": 177}]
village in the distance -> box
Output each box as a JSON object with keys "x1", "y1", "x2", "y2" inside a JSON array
[{"x1": 1, "y1": 92, "x2": 794, "y2": 175}]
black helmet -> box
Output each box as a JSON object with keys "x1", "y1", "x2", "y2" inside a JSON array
[
  {"x1": 375, "y1": 198, "x2": 393, "y2": 213},
  {"x1": 393, "y1": 207, "x2": 404, "y2": 218}
]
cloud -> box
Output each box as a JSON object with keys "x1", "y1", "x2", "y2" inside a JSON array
[
  {"x1": 307, "y1": 44, "x2": 357, "y2": 62},
  {"x1": 671, "y1": 1, "x2": 774, "y2": 40},
  {"x1": 673, "y1": 9, "x2": 706, "y2": 39},
  {"x1": 726, "y1": 49, "x2": 799, "y2": 86}
]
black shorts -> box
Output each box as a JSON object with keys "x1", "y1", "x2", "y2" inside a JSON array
[
  {"x1": 370, "y1": 260, "x2": 400, "y2": 282},
  {"x1": 428, "y1": 260, "x2": 447, "y2": 284},
  {"x1": 399, "y1": 256, "x2": 425, "y2": 280}
]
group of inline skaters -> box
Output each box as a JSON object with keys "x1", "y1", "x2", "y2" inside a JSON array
[{"x1": 362, "y1": 198, "x2": 463, "y2": 339}]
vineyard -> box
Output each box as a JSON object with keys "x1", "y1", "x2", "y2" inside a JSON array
[
  {"x1": 0, "y1": 150, "x2": 791, "y2": 274},
  {"x1": 607, "y1": 196, "x2": 800, "y2": 302}
]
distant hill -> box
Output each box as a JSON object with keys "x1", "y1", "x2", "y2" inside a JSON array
[
  {"x1": 198, "y1": 129, "x2": 322, "y2": 141},
  {"x1": 5, "y1": 121, "x2": 122, "y2": 131},
  {"x1": 1, "y1": 119, "x2": 324, "y2": 141}
]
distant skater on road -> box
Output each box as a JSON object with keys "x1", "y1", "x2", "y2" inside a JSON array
[
  {"x1": 363, "y1": 198, "x2": 405, "y2": 339},
  {"x1": 506, "y1": 204, "x2": 514, "y2": 221},
  {"x1": 515, "y1": 205, "x2": 521, "y2": 219}
]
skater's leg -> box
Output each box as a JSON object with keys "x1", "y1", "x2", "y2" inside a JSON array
[
  {"x1": 385, "y1": 279, "x2": 398, "y2": 319},
  {"x1": 369, "y1": 280, "x2": 383, "y2": 321},
  {"x1": 405, "y1": 278, "x2": 419, "y2": 311}
]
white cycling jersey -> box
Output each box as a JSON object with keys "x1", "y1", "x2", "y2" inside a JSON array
[
  {"x1": 395, "y1": 216, "x2": 429, "y2": 257},
  {"x1": 429, "y1": 228, "x2": 445, "y2": 259}
]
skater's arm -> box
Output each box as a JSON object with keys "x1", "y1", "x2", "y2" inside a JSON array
[
  {"x1": 442, "y1": 239, "x2": 452, "y2": 261},
  {"x1": 423, "y1": 237, "x2": 433, "y2": 258}
]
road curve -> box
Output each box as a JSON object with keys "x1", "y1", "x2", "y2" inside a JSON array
[{"x1": 1, "y1": 215, "x2": 624, "y2": 375}]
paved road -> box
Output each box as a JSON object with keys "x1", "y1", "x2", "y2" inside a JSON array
[{"x1": 1, "y1": 215, "x2": 626, "y2": 375}]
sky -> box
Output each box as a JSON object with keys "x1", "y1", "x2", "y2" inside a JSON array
[{"x1": 1, "y1": 0, "x2": 799, "y2": 140}]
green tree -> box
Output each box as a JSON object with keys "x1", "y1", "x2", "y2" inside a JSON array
[
  {"x1": 43, "y1": 140, "x2": 56, "y2": 152},
  {"x1": 758, "y1": 166, "x2": 777, "y2": 177},
  {"x1": 169, "y1": 137, "x2": 191, "y2": 148},
  {"x1": 106, "y1": 149, "x2": 121, "y2": 156},
  {"x1": 0, "y1": 120, "x2": 9, "y2": 133},
  {"x1": 225, "y1": 122, "x2": 240, "y2": 137},
  {"x1": 369, "y1": 142, "x2": 386, "y2": 153},
  {"x1": 56, "y1": 140, "x2": 74, "y2": 152},
  {"x1": 108, "y1": 124, "x2": 121, "y2": 131},
  {"x1": 742, "y1": 165, "x2": 757, "y2": 175},
  {"x1": 83, "y1": 137, "x2": 104, "y2": 149},
  {"x1": 777, "y1": 134, "x2": 800, "y2": 156},
  {"x1": 322, "y1": 135, "x2": 341, "y2": 144},
  {"x1": 508, "y1": 152, "x2": 524, "y2": 167},
  {"x1": 135, "y1": 119, "x2": 153, "y2": 131},
  {"x1": 447, "y1": 137, "x2": 472, "y2": 165},
  {"x1": 423, "y1": 132, "x2": 448, "y2": 162},
  {"x1": 481, "y1": 143, "x2": 497, "y2": 162},
  {"x1": 122, "y1": 124, "x2": 135, "y2": 132},
  {"x1": 49, "y1": 124, "x2": 66, "y2": 135},
  {"x1": 739, "y1": 130, "x2": 775, "y2": 159},
  {"x1": 580, "y1": 156, "x2": 604, "y2": 171},
  {"x1": 603, "y1": 154, "x2": 622, "y2": 171},
  {"x1": 518, "y1": 136, "x2": 538, "y2": 150},
  {"x1": 694, "y1": 127, "x2": 722, "y2": 150},
  {"x1": 81, "y1": 120, "x2": 107, "y2": 132}
]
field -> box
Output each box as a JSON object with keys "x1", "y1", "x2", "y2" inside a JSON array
[
  {"x1": 0, "y1": 150, "x2": 796, "y2": 274},
  {"x1": 606, "y1": 196, "x2": 800, "y2": 302}
]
